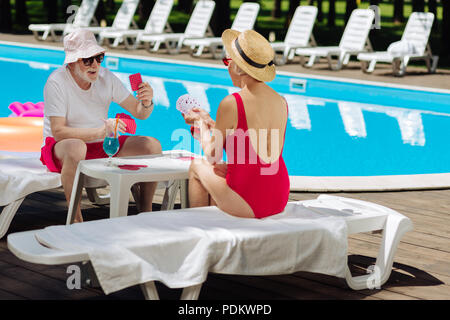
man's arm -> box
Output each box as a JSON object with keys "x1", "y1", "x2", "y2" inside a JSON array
[
  {"x1": 119, "y1": 82, "x2": 154, "y2": 120},
  {"x1": 50, "y1": 116, "x2": 105, "y2": 142}
]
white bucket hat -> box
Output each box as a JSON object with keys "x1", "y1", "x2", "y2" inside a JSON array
[{"x1": 63, "y1": 29, "x2": 106, "y2": 65}]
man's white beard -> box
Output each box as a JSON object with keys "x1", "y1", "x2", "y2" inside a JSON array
[{"x1": 73, "y1": 63, "x2": 96, "y2": 84}]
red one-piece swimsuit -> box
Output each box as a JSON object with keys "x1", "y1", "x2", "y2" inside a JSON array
[{"x1": 225, "y1": 92, "x2": 290, "y2": 218}]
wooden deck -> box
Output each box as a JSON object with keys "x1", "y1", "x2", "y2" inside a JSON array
[
  {"x1": 0, "y1": 187, "x2": 448, "y2": 300},
  {"x1": 0, "y1": 34, "x2": 449, "y2": 301}
]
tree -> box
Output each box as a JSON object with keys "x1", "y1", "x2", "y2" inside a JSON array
[
  {"x1": 44, "y1": 0, "x2": 59, "y2": 23},
  {"x1": 393, "y1": 0, "x2": 404, "y2": 23},
  {"x1": 178, "y1": 0, "x2": 193, "y2": 14},
  {"x1": 328, "y1": 0, "x2": 336, "y2": 28},
  {"x1": 428, "y1": 0, "x2": 437, "y2": 16},
  {"x1": 412, "y1": 0, "x2": 425, "y2": 13},
  {"x1": 106, "y1": 0, "x2": 115, "y2": 11},
  {"x1": 443, "y1": 0, "x2": 450, "y2": 57},
  {"x1": 345, "y1": 0, "x2": 357, "y2": 23},
  {"x1": 285, "y1": 0, "x2": 301, "y2": 28},
  {"x1": 0, "y1": 0, "x2": 12, "y2": 32},
  {"x1": 428, "y1": 0, "x2": 437, "y2": 30},
  {"x1": 210, "y1": 0, "x2": 230, "y2": 36},
  {"x1": 316, "y1": 0, "x2": 323, "y2": 22},
  {"x1": 95, "y1": 0, "x2": 106, "y2": 24},
  {"x1": 272, "y1": 0, "x2": 282, "y2": 18},
  {"x1": 138, "y1": 0, "x2": 154, "y2": 26},
  {"x1": 15, "y1": 0, "x2": 29, "y2": 28}
]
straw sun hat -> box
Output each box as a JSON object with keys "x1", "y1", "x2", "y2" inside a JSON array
[
  {"x1": 63, "y1": 29, "x2": 105, "y2": 65},
  {"x1": 222, "y1": 29, "x2": 275, "y2": 82}
]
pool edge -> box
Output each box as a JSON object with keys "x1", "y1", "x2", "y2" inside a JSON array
[
  {"x1": 2, "y1": 41, "x2": 450, "y2": 192},
  {"x1": 290, "y1": 173, "x2": 450, "y2": 191}
]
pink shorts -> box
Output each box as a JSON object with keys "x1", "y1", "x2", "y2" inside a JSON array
[{"x1": 40, "y1": 136, "x2": 131, "y2": 173}]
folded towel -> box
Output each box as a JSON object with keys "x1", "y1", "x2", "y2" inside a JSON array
[
  {"x1": 0, "y1": 157, "x2": 61, "y2": 206},
  {"x1": 35, "y1": 202, "x2": 348, "y2": 295},
  {"x1": 387, "y1": 40, "x2": 418, "y2": 56}
]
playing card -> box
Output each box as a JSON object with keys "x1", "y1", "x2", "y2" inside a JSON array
[
  {"x1": 176, "y1": 94, "x2": 202, "y2": 114},
  {"x1": 129, "y1": 73, "x2": 142, "y2": 91},
  {"x1": 116, "y1": 113, "x2": 137, "y2": 134}
]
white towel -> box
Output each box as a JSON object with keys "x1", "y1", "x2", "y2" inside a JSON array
[
  {"x1": 387, "y1": 40, "x2": 418, "y2": 56},
  {"x1": 35, "y1": 202, "x2": 348, "y2": 295},
  {"x1": 0, "y1": 157, "x2": 61, "y2": 206}
]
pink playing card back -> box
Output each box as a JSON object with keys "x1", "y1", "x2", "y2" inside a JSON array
[{"x1": 129, "y1": 73, "x2": 142, "y2": 91}]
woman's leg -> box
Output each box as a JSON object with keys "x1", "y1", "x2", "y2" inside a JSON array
[
  {"x1": 188, "y1": 166, "x2": 210, "y2": 207},
  {"x1": 189, "y1": 159, "x2": 254, "y2": 218}
]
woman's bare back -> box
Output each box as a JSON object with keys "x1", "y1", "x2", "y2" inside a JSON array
[{"x1": 237, "y1": 84, "x2": 288, "y2": 163}]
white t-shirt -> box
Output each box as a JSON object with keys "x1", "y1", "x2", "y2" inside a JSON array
[{"x1": 43, "y1": 66, "x2": 130, "y2": 144}]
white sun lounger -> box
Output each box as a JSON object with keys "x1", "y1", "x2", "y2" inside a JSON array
[
  {"x1": 183, "y1": 2, "x2": 260, "y2": 58},
  {"x1": 28, "y1": 0, "x2": 100, "y2": 41},
  {"x1": 357, "y1": 12, "x2": 438, "y2": 76},
  {"x1": 138, "y1": 0, "x2": 216, "y2": 54},
  {"x1": 99, "y1": 0, "x2": 174, "y2": 49},
  {"x1": 7, "y1": 195, "x2": 412, "y2": 299},
  {"x1": 0, "y1": 151, "x2": 189, "y2": 238},
  {"x1": 86, "y1": 0, "x2": 140, "y2": 45},
  {"x1": 295, "y1": 9, "x2": 374, "y2": 70},
  {"x1": 271, "y1": 6, "x2": 318, "y2": 65}
]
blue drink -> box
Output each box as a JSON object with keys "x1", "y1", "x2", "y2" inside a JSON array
[{"x1": 103, "y1": 136, "x2": 120, "y2": 166}]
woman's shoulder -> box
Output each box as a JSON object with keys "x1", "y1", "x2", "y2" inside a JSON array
[{"x1": 218, "y1": 93, "x2": 238, "y2": 111}]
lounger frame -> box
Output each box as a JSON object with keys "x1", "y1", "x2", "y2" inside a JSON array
[{"x1": 7, "y1": 195, "x2": 413, "y2": 299}]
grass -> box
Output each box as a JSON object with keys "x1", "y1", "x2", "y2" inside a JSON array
[{"x1": 7, "y1": 0, "x2": 449, "y2": 68}]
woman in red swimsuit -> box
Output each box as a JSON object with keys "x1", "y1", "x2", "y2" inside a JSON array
[{"x1": 183, "y1": 29, "x2": 290, "y2": 218}]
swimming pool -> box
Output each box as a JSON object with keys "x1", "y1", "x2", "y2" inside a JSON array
[{"x1": 1, "y1": 41, "x2": 450, "y2": 191}]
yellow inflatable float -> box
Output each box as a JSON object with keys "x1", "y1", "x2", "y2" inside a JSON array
[{"x1": 0, "y1": 117, "x2": 43, "y2": 152}]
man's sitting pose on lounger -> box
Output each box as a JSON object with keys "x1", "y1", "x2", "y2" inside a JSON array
[{"x1": 40, "y1": 29, "x2": 162, "y2": 223}]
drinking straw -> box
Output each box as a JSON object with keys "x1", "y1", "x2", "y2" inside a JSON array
[{"x1": 114, "y1": 114, "x2": 120, "y2": 138}]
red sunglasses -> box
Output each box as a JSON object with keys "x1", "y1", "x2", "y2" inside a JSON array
[{"x1": 222, "y1": 57, "x2": 232, "y2": 66}]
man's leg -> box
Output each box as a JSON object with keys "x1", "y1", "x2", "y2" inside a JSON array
[
  {"x1": 116, "y1": 136, "x2": 162, "y2": 212},
  {"x1": 54, "y1": 139, "x2": 87, "y2": 223}
]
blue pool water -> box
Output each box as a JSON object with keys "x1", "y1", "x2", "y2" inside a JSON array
[{"x1": 1, "y1": 42, "x2": 450, "y2": 177}]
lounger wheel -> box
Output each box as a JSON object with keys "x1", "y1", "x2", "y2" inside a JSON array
[
  {"x1": 428, "y1": 55, "x2": 439, "y2": 74},
  {"x1": 392, "y1": 59, "x2": 405, "y2": 77},
  {"x1": 361, "y1": 61, "x2": 373, "y2": 74}
]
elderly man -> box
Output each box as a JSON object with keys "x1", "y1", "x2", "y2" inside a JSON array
[{"x1": 40, "y1": 29, "x2": 162, "y2": 223}]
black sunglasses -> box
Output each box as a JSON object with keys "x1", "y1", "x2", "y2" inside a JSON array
[{"x1": 82, "y1": 53, "x2": 105, "y2": 66}]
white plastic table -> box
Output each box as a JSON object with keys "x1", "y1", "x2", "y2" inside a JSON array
[{"x1": 66, "y1": 151, "x2": 194, "y2": 224}]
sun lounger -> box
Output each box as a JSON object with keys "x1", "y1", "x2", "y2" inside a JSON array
[
  {"x1": 0, "y1": 151, "x2": 190, "y2": 238},
  {"x1": 271, "y1": 6, "x2": 318, "y2": 65},
  {"x1": 7, "y1": 195, "x2": 413, "y2": 299},
  {"x1": 138, "y1": 0, "x2": 216, "y2": 54},
  {"x1": 99, "y1": 0, "x2": 174, "y2": 49},
  {"x1": 86, "y1": 0, "x2": 140, "y2": 46},
  {"x1": 295, "y1": 9, "x2": 374, "y2": 70},
  {"x1": 183, "y1": 2, "x2": 260, "y2": 58},
  {"x1": 28, "y1": 0, "x2": 100, "y2": 41},
  {"x1": 357, "y1": 12, "x2": 438, "y2": 76}
]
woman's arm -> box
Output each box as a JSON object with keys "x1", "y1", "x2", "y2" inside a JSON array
[{"x1": 198, "y1": 95, "x2": 237, "y2": 164}]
